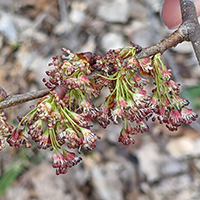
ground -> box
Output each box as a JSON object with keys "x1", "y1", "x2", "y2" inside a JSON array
[{"x1": 0, "y1": 0, "x2": 200, "y2": 199}]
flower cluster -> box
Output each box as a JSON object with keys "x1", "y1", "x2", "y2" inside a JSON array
[
  {"x1": 95, "y1": 48, "x2": 152, "y2": 144},
  {"x1": 93, "y1": 49, "x2": 198, "y2": 144},
  {"x1": 43, "y1": 49, "x2": 97, "y2": 96},
  {"x1": 1, "y1": 46, "x2": 198, "y2": 175},
  {"x1": 7, "y1": 85, "x2": 100, "y2": 174},
  {"x1": 150, "y1": 54, "x2": 198, "y2": 131},
  {"x1": 0, "y1": 112, "x2": 12, "y2": 151},
  {"x1": 6, "y1": 49, "x2": 104, "y2": 175}
]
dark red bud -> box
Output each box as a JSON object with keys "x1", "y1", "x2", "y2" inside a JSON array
[
  {"x1": 53, "y1": 85, "x2": 68, "y2": 99},
  {"x1": 130, "y1": 41, "x2": 142, "y2": 53},
  {"x1": 76, "y1": 52, "x2": 96, "y2": 65}
]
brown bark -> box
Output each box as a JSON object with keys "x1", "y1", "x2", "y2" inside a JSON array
[{"x1": 179, "y1": 0, "x2": 200, "y2": 65}]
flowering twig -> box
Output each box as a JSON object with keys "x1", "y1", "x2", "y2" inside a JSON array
[{"x1": 0, "y1": 45, "x2": 198, "y2": 175}]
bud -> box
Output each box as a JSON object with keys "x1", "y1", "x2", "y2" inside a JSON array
[{"x1": 0, "y1": 86, "x2": 7, "y2": 102}]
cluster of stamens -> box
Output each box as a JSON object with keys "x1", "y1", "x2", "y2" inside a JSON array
[
  {"x1": 150, "y1": 54, "x2": 198, "y2": 131},
  {"x1": 0, "y1": 112, "x2": 12, "y2": 151}
]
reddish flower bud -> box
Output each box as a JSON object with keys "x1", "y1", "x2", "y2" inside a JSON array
[
  {"x1": 52, "y1": 85, "x2": 68, "y2": 99},
  {"x1": 76, "y1": 52, "x2": 96, "y2": 65}
]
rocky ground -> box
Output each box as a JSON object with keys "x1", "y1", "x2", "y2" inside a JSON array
[{"x1": 0, "y1": 0, "x2": 200, "y2": 200}]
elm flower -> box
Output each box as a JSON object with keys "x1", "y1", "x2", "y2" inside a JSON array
[
  {"x1": 118, "y1": 122, "x2": 136, "y2": 145},
  {"x1": 0, "y1": 112, "x2": 13, "y2": 151},
  {"x1": 52, "y1": 149, "x2": 82, "y2": 175}
]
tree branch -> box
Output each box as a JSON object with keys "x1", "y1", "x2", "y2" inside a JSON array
[
  {"x1": 135, "y1": 29, "x2": 185, "y2": 59},
  {"x1": 179, "y1": 0, "x2": 200, "y2": 65}
]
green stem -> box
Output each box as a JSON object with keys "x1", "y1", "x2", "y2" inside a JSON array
[
  {"x1": 97, "y1": 73, "x2": 118, "y2": 81},
  {"x1": 61, "y1": 107, "x2": 82, "y2": 138},
  {"x1": 17, "y1": 107, "x2": 37, "y2": 129},
  {"x1": 49, "y1": 128, "x2": 61, "y2": 150}
]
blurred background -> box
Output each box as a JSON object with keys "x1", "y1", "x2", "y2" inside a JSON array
[{"x1": 0, "y1": 0, "x2": 200, "y2": 199}]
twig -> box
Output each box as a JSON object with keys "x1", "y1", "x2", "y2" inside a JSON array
[
  {"x1": 135, "y1": 29, "x2": 185, "y2": 59},
  {"x1": 179, "y1": 0, "x2": 200, "y2": 65},
  {"x1": 0, "y1": 89, "x2": 50, "y2": 109},
  {"x1": 137, "y1": 0, "x2": 200, "y2": 62}
]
